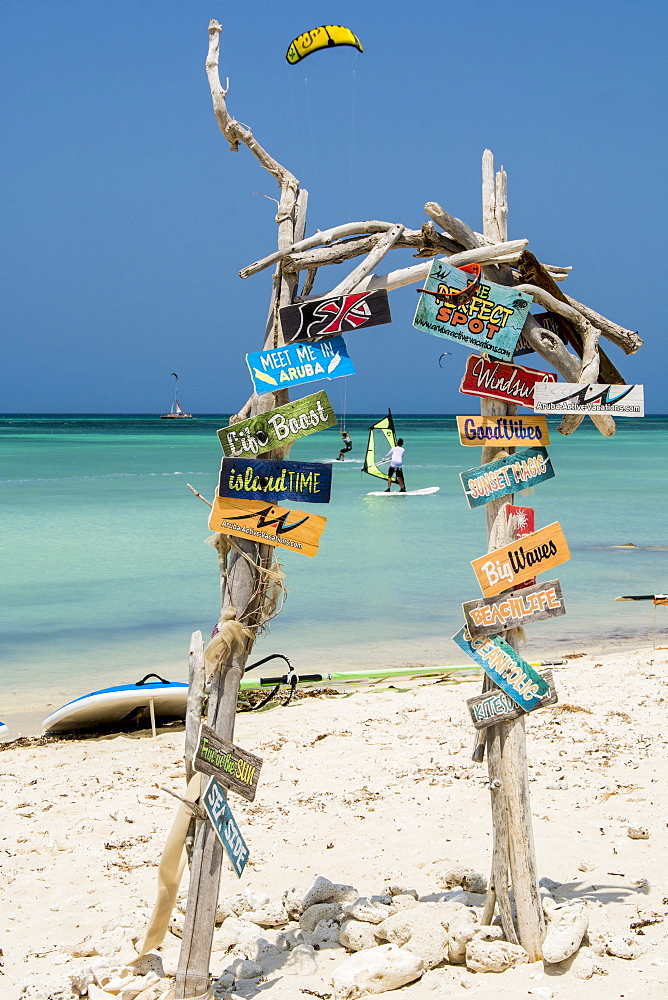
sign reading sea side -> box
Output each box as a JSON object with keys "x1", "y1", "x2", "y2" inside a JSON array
[
  {"x1": 453, "y1": 625, "x2": 550, "y2": 711},
  {"x1": 456, "y1": 414, "x2": 550, "y2": 447},
  {"x1": 413, "y1": 259, "x2": 532, "y2": 361},
  {"x1": 209, "y1": 496, "x2": 326, "y2": 557},
  {"x1": 202, "y1": 777, "x2": 249, "y2": 878},
  {"x1": 533, "y1": 383, "x2": 644, "y2": 416},
  {"x1": 247, "y1": 336, "x2": 355, "y2": 395},
  {"x1": 219, "y1": 457, "x2": 331, "y2": 504},
  {"x1": 459, "y1": 446, "x2": 554, "y2": 509},
  {"x1": 218, "y1": 391, "x2": 337, "y2": 458},
  {"x1": 471, "y1": 521, "x2": 570, "y2": 598}
]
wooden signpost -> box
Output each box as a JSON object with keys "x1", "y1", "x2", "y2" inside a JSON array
[
  {"x1": 219, "y1": 457, "x2": 331, "y2": 504},
  {"x1": 279, "y1": 289, "x2": 391, "y2": 343},
  {"x1": 462, "y1": 579, "x2": 566, "y2": 637},
  {"x1": 246, "y1": 336, "x2": 355, "y2": 394},
  {"x1": 456, "y1": 414, "x2": 550, "y2": 447},
  {"x1": 459, "y1": 446, "x2": 554, "y2": 509},
  {"x1": 533, "y1": 383, "x2": 644, "y2": 416},
  {"x1": 506, "y1": 505, "x2": 535, "y2": 587},
  {"x1": 194, "y1": 723, "x2": 263, "y2": 802},
  {"x1": 413, "y1": 259, "x2": 533, "y2": 361},
  {"x1": 459, "y1": 354, "x2": 557, "y2": 407},
  {"x1": 453, "y1": 625, "x2": 551, "y2": 711},
  {"x1": 471, "y1": 521, "x2": 570, "y2": 597},
  {"x1": 208, "y1": 495, "x2": 327, "y2": 557},
  {"x1": 467, "y1": 669, "x2": 558, "y2": 728},
  {"x1": 201, "y1": 777, "x2": 249, "y2": 878},
  {"x1": 217, "y1": 390, "x2": 337, "y2": 458}
]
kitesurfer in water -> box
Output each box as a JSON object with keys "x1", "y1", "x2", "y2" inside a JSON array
[
  {"x1": 337, "y1": 430, "x2": 353, "y2": 461},
  {"x1": 382, "y1": 438, "x2": 406, "y2": 492}
]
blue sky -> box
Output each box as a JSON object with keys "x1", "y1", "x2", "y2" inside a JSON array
[{"x1": 2, "y1": 1, "x2": 666, "y2": 413}]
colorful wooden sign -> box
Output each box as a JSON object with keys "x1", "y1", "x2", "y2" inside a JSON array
[
  {"x1": 533, "y1": 383, "x2": 644, "y2": 416},
  {"x1": 459, "y1": 354, "x2": 557, "y2": 407},
  {"x1": 218, "y1": 391, "x2": 337, "y2": 458},
  {"x1": 194, "y1": 724, "x2": 263, "y2": 802},
  {"x1": 279, "y1": 289, "x2": 391, "y2": 344},
  {"x1": 209, "y1": 495, "x2": 327, "y2": 557},
  {"x1": 459, "y1": 446, "x2": 554, "y2": 509},
  {"x1": 471, "y1": 521, "x2": 571, "y2": 598},
  {"x1": 246, "y1": 336, "x2": 355, "y2": 395},
  {"x1": 462, "y1": 579, "x2": 566, "y2": 638},
  {"x1": 456, "y1": 414, "x2": 550, "y2": 448},
  {"x1": 219, "y1": 457, "x2": 331, "y2": 504},
  {"x1": 467, "y1": 669, "x2": 558, "y2": 728},
  {"x1": 413, "y1": 259, "x2": 533, "y2": 361},
  {"x1": 202, "y1": 777, "x2": 249, "y2": 878},
  {"x1": 506, "y1": 504, "x2": 535, "y2": 588},
  {"x1": 452, "y1": 625, "x2": 551, "y2": 711}
]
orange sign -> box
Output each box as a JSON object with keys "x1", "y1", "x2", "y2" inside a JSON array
[
  {"x1": 471, "y1": 521, "x2": 570, "y2": 597},
  {"x1": 456, "y1": 414, "x2": 550, "y2": 447},
  {"x1": 209, "y1": 495, "x2": 326, "y2": 558}
]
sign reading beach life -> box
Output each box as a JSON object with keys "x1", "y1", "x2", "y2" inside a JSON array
[
  {"x1": 462, "y1": 579, "x2": 566, "y2": 637},
  {"x1": 218, "y1": 390, "x2": 337, "y2": 458},
  {"x1": 413, "y1": 259, "x2": 533, "y2": 361},
  {"x1": 209, "y1": 495, "x2": 327, "y2": 558},
  {"x1": 246, "y1": 336, "x2": 355, "y2": 394},
  {"x1": 460, "y1": 354, "x2": 557, "y2": 407},
  {"x1": 459, "y1": 446, "x2": 555, "y2": 509},
  {"x1": 279, "y1": 289, "x2": 391, "y2": 344},
  {"x1": 219, "y1": 457, "x2": 332, "y2": 504}
]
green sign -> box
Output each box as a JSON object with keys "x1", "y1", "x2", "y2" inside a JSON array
[{"x1": 218, "y1": 390, "x2": 337, "y2": 458}]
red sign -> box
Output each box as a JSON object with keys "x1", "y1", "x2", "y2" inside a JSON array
[
  {"x1": 506, "y1": 505, "x2": 535, "y2": 589},
  {"x1": 459, "y1": 355, "x2": 557, "y2": 407}
]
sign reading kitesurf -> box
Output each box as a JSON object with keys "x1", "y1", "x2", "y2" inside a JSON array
[
  {"x1": 217, "y1": 391, "x2": 337, "y2": 458},
  {"x1": 460, "y1": 354, "x2": 557, "y2": 407},
  {"x1": 413, "y1": 259, "x2": 533, "y2": 361},
  {"x1": 471, "y1": 521, "x2": 571, "y2": 597},
  {"x1": 219, "y1": 458, "x2": 331, "y2": 504},
  {"x1": 462, "y1": 579, "x2": 566, "y2": 637},
  {"x1": 467, "y1": 669, "x2": 558, "y2": 729},
  {"x1": 459, "y1": 447, "x2": 555, "y2": 509},
  {"x1": 209, "y1": 496, "x2": 326, "y2": 557},
  {"x1": 247, "y1": 337, "x2": 355, "y2": 395},
  {"x1": 453, "y1": 625, "x2": 551, "y2": 712},
  {"x1": 279, "y1": 289, "x2": 391, "y2": 344},
  {"x1": 194, "y1": 724, "x2": 263, "y2": 802},
  {"x1": 456, "y1": 414, "x2": 550, "y2": 447},
  {"x1": 201, "y1": 777, "x2": 249, "y2": 878},
  {"x1": 533, "y1": 383, "x2": 644, "y2": 416}
]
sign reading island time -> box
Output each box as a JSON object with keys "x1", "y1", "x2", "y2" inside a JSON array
[
  {"x1": 413, "y1": 260, "x2": 533, "y2": 361},
  {"x1": 219, "y1": 457, "x2": 332, "y2": 504}
]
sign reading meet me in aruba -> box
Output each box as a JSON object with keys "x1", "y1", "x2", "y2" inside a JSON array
[
  {"x1": 195, "y1": 723, "x2": 263, "y2": 803},
  {"x1": 247, "y1": 336, "x2": 355, "y2": 395},
  {"x1": 459, "y1": 446, "x2": 555, "y2": 509},
  {"x1": 456, "y1": 414, "x2": 550, "y2": 447},
  {"x1": 462, "y1": 579, "x2": 566, "y2": 638},
  {"x1": 453, "y1": 625, "x2": 551, "y2": 712},
  {"x1": 413, "y1": 259, "x2": 532, "y2": 361},
  {"x1": 279, "y1": 289, "x2": 391, "y2": 344},
  {"x1": 209, "y1": 495, "x2": 326, "y2": 558},
  {"x1": 217, "y1": 391, "x2": 337, "y2": 458},
  {"x1": 219, "y1": 457, "x2": 331, "y2": 505},
  {"x1": 459, "y1": 354, "x2": 557, "y2": 407},
  {"x1": 471, "y1": 521, "x2": 570, "y2": 598}
]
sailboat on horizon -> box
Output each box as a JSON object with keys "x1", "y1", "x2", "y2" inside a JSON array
[{"x1": 160, "y1": 372, "x2": 194, "y2": 419}]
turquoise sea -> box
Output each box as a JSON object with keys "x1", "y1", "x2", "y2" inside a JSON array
[{"x1": 1, "y1": 414, "x2": 666, "y2": 733}]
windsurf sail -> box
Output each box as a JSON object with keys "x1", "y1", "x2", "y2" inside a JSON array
[{"x1": 362, "y1": 410, "x2": 396, "y2": 481}]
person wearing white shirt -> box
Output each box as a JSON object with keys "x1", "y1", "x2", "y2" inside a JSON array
[{"x1": 382, "y1": 438, "x2": 406, "y2": 492}]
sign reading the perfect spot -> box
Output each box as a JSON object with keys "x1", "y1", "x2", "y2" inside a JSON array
[
  {"x1": 279, "y1": 289, "x2": 391, "y2": 344},
  {"x1": 209, "y1": 495, "x2": 326, "y2": 558},
  {"x1": 202, "y1": 777, "x2": 249, "y2": 878},
  {"x1": 467, "y1": 669, "x2": 558, "y2": 728},
  {"x1": 462, "y1": 579, "x2": 566, "y2": 638},
  {"x1": 217, "y1": 391, "x2": 337, "y2": 458},
  {"x1": 459, "y1": 354, "x2": 557, "y2": 407},
  {"x1": 195, "y1": 724, "x2": 263, "y2": 802},
  {"x1": 533, "y1": 383, "x2": 644, "y2": 416},
  {"x1": 453, "y1": 625, "x2": 551, "y2": 711},
  {"x1": 413, "y1": 259, "x2": 532, "y2": 361},
  {"x1": 459, "y1": 446, "x2": 555, "y2": 509},
  {"x1": 219, "y1": 457, "x2": 331, "y2": 504},
  {"x1": 456, "y1": 414, "x2": 550, "y2": 447},
  {"x1": 471, "y1": 521, "x2": 570, "y2": 597},
  {"x1": 247, "y1": 337, "x2": 355, "y2": 395}
]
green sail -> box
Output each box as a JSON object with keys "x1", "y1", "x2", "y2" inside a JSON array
[{"x1": 362, "y1": 410, "x2": 396, "y2": 480}]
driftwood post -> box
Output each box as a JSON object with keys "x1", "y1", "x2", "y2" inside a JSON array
[{"x1": 478, "y1": 150, "x2": 544, "y2": 959}]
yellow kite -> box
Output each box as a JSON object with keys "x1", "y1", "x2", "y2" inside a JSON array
[{"x1": 286, "y1": 25, "x2": 363, "y2": 65}]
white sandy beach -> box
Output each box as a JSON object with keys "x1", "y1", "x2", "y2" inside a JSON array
[{"x1": 1, "y1": 641, "x2": 667, "y2": 1000}]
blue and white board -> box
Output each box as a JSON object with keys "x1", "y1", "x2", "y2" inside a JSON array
[
  {"x1": 246, "y1": 336, "x2": 355, "y2": 395},
  {"x1": 367, "y1": 487, "x2": 440, "y2": 496},
  {"x1": 0, "y1": 722, "x2": 8, "y2": 736},
  {"x1": 42, "y1": 678, "x2": 188, "y2": 733}
]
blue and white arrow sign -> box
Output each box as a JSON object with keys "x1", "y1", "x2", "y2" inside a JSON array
[{"x1": 246, "y1": 336, "x2": 356, "y2": 395}]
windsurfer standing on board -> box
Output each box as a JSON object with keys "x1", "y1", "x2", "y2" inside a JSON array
[
  {"x1": 382, "y1": 438, "x2": 406, "y2": 492},
  {"x1": 337, "y1": 430, "x2": 353, "y2": 461}
]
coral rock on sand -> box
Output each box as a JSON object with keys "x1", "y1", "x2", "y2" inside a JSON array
[
  {"x1": 343, "y1": 895, "x2": 396, "y2": 924},
  {"x1": 339, "y1": 918, "x2": 380, "y2": 952},
  {"x1": 439, "y1": 866, "x2": 487, "y2": 894},
  {"x1": 375, "y1": 903, "x2": 458, "y2": 970},
  {"x1": 223, "y1": 956, "x2": 262, "y2": 980},
  {"x1": 300, "y1": 901, "x2": 345, "y2": 933},
  {"x1": 447, "y1": 907, "x2": 479, "y2": 965},
  {"x1": 627, "y1": 825, "x2": 650, "y2": 840},
  {"x1": 332, "y1": 943, "x2": 424, "y2": 999},
  {"x1": 542, "y1": 897, "x2": 589, "y2": 964},
  {"x1": 301, "y1": 876, "x2": 358, "y2": 910},
  {"x1": 465, "y1": 939, "x2": 529, "y2": 973},
  {"x1": 282, "y1": 943, "x2": 319, "y2": 975}
]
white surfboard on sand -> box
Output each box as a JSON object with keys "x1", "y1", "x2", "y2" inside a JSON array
[
  {"x1": 42, "y1": 675, "x2": 188, "y2": 734},
  {"x1": 367, "y1": 486, "x2": 440, "y2": 496}
]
